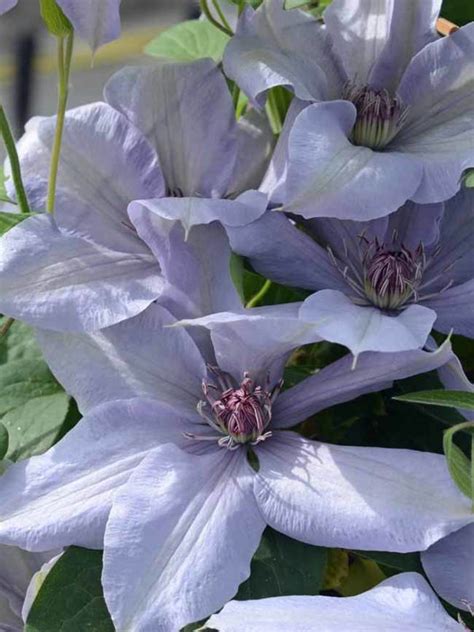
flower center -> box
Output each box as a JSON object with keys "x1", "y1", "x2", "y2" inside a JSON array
[
  {"x1": 343, "y1": 84, "x2": 408, "y2": 150},
  {"x1": 189, "y1": 368, "x2": 282, "y2": 450},
  {"x1": 363, "y1": 242, "x2": 424, "y2": 310}
]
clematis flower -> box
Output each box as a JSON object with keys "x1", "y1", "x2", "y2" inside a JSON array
[
  {"x1": 206, "y1": 573, "x2": 465, "y2": 631},
  {"x1": 223, "y1": 0, "x2": 474, "y2": 220},
  {"x1": 226, "y1": 187, "x2": 474, "y2": 356},
  {"x1": 0, "y1": 59, "x2": 270, "y2": 332},
  {"x1": 0, "y1": 544, "x2": 55, "y2": 631},
  {"x1": 0, "y1": 0, "x2": 122, "y2": 50},
  {"x1": 0, "y1": 302, "x2": 471, "y2": 631},
  {"x1": 421, "y1": 523, "x2": 474, "y2": 613},
  {"x1": 419, "y1": 356, "x2": 474, "y2": 613}
]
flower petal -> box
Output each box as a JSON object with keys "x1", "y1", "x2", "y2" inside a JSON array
[
  {"x1": 0, "y1": 399, "x2": 184, "y2": 551},
  {"x1": 428, "y1": 337, "x2": 474, "y2": 419},
  {"x1": 395, "y1": 24, "x2": 474, "y2": 203},
  {"x1": 226, "y1": 211, "x2": 348, "y2": 292},
  {"x1": 105, "y1": 59, "x2": 237, "y2": 197},
  {"x1": 0, "y1": 545, "x2": 52, "y2": 620},
  {"x1": 260, "y1": 98, "x2": 307, "y2": 202},
  {"x1": 131, "y1": 190, "x2": 268, "y2": 238},
  {"x1": 207, "y1": 573, "x2": 463, "y2": 632},
  {"x1": 370, "y1": 0, "x2": 442, "y2": 91},
  {"x1": 37, "y1": 304, "x2": 205, "y2": 416},
  {"x1": 426, "y1": 279, "x2": 474, "y2": 338},
  {"x1": 299, "y1": 289, "x2": 437, "y2": 355},
  {"x1": 272, "y1": 339, "x2": 453, "y2": 428},
  {"x1": 223, "y1": 0, "x2": 344, "y2": 106},
  {"x1": 103, "y1": 444, "x2": 264, "y2": 632},
  {"x1": 230, "y1": 109, "x2": 274, "y2": 193},
  {"x1": 57, "y1": 0, "x2": 121, "y2": 50},
  {"x1": 385, "y1": 200, "x2": 442, "y2": 251},
  {"x1": 325, "y1": 0, "x2": 441, "y2": 92},
  {"x1": 254, "y1": 432, "x2": 473, "y2": 551},
  {"x1": 307, "y1": 215, "x2": 387, "y2": 264},
  {"x1": 0, "y1": 214, "x2": 162, "y2": 332},
  {"x1": 421, "y1": 524, "x2": 474, "y2": 611},
  {"x1": 8, "y1": 102, "x2": 164, "y2": 221},
  {"x1": 0, "y1": 0, "x2": 16, "y2": 14},
  {"x1": 129, "y1": 203, "x2": 242, "y2": 322},
  {"x1": 281, "y1": 101, "x2": 423, "y2": 220},
  {"x1": 422, "y1": 188, "x2": 474, "y2": 289},
  {"x1": 177, "y1": 304, "x2": 322, "y2": 387}
]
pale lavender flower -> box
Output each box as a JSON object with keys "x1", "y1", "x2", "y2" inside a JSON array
[
  {"x1": 0, "y1": 303, "x2": 470, "y2": 631},
  {"x1": 0, "y1": 544, "x2": 55, "y2": 631},
  {"x1": 0, "y1": 0, "x2": 122, "y2": 50},
  {"x1": 421, "y1": 523, "x2": 474, "y2": 613},
  {"x1": 420, "y1": 353, "x2": 474, "y2": 613},
  {"x1": 226, "y1": 187, "x2": 474, "y2": 355},
  {"x1": 0, "y1": 59, "x2": 270, "y2": 332},
  {"x1": 224, "y1": 0, "x2": 474, "y2": 220},
  {"x1": 206, "y1": 573, "x2": 465, "y2": 631}
]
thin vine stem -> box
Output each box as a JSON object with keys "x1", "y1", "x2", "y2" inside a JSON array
[
  {"x1": 46, "y1": 31, "x2": 74, "y2": 213},
  {"x1": 246, "y1": 279, "x2": 273, "y2": 308},
  {"x1": 200, "y1": 0, "x2": 234, "y2": 36},
  {"x1": 211, "y1": 0, "x2": 233, "y2": 33},
  {"x1": 0, "y1": 106, "x2": 30, "y2": 213}
]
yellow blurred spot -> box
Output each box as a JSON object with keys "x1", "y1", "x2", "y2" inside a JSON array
[
  {"x1": 0, "y1": 26, "x2": 163, "y2": 83},
  {"x1": 322, "y1": 548, "x2": 349, "y2": 591}
]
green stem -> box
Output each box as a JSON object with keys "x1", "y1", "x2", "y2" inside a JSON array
[
  {"x1": 200, "y1": 0, "x2": 233, "y2": 36},
  {"x1": 471, "y1": 433, "x2": 474, "y2": 512},
  {"x1": 246, "y1": 279, "x2": 272, "y2": 308},
  {"x1": 0, "y1": 317, "x2": 14, "y2": 338},
  {"x1": 211, "y1": 0, "x2": 233, "y2": 33},
  {"x1": 0, "y1": 106, "x2": 30, "y2": 213},
  {"x1": 231, "y1": 81, "x2": 241, "y2": 112},
  {"x1": 46, "y1": 31, "x2": 74, "y2": 214},
  {"x1": 265, "y1": 90, "x2": 283, "y2": 135}
]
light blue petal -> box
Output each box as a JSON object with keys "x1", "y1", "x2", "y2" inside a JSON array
[
  {"x1": 208, "y1": 573, "x2": 463, "y2": 631},
  {"x1": 103, "y1": 444, "x2": 264, "y2": 632}
]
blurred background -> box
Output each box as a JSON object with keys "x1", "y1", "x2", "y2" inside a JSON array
[
  {"x1": 0, "y1": 0, "x2": 472, "y2": 147},
  {"x1": 0, "y1": 0, "x2": 199, "y2": 142}
]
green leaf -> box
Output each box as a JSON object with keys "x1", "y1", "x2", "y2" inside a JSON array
[
  {"x1": 0, "y1": 318, "x2": 70, "y2": 460},
  {"x1": 25, "y1": 547, "x2": 114, "y2": 632},
  {"x1": 243, "y1": 269, "x2": 308, "y2": 306},
  {"x1": 464, "y1": 169, "x2": 474, "y2": 188},
  {"x1": 355, "y1": 550, "x2": 422, "y2": 574},
  {"x1": 443, "y1": 421, "x2": 474, "y2": 503},
  {"x1": 393, "y1": 389, "x2": 474, "y2": 411},
  {"x1": 284, "y1": 0, "x2": 331, "y2": 15},
  {"x1": 441, "y1": 0, "x2": 474, "y2": 26},
  {"x1": 145, "y1": 20, "x2": 229, "y2": 63},
  {"x1": 227, "y1": 0, "x2": 263, "y2": 8},
  {"x1": 338, "y1": 557, "x2": 386, "y2": 597},
  {"x1": 236, "y1": 527, "x2": 327, "y2": 599},
  {"x1": 0, "y1": 317, "x2": 43, "y2": 364},
  {"x1": 0, "y1": 166, "x2": 12, "y2": 203},
  {"x1": 0, "y1": 211, "x2": 36, "y2": 235},
  {"x1": 0, "y1": 422, "x2": 8, "y2": 460},
  {"x1": 285, "y1": 0, "x2": 315, "y2": 8}
]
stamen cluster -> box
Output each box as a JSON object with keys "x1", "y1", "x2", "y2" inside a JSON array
[
  {"x1": 363, "y1": 242, "x2": 424, "y2": 310},
  {"x1": 344, "y1": 84, "x2": 408, "y2": 150},
  {"x1": 192, "y1": 368, "x2": 281, "y2": 450}
]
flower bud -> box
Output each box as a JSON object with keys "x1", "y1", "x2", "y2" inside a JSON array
[{"x1": 39, "y1": 0, "x2": 72, "y2": 37}]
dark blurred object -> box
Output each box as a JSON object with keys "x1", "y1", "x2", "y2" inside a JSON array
[
  {"x1": 13, "y1": 32, "x2": 37, "y2": 134},
  {"x1": 441, "y1": 0, "x2": 474, "y2": 26},
  {"x1": 0, "y1": 2, "x2": 40, "y2": 136}
]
